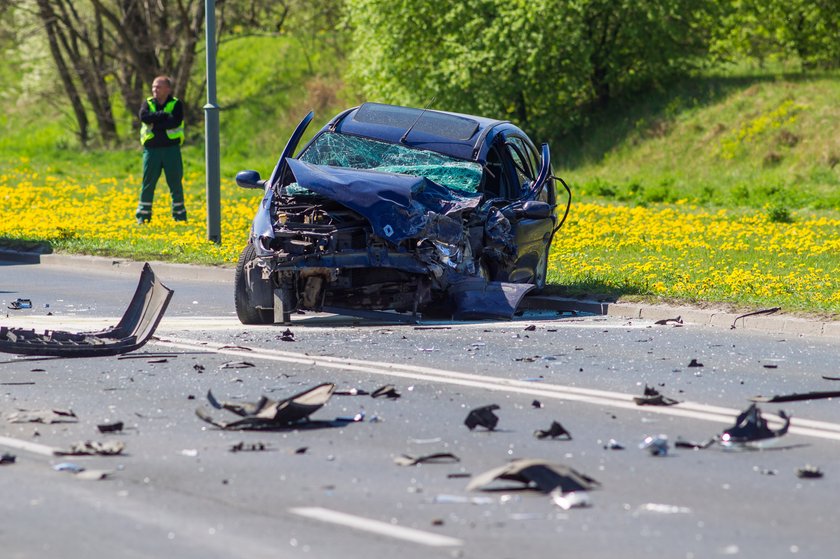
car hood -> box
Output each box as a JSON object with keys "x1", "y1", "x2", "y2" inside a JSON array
[{"x1": 286, "y1": 158, "x2": 480, "y2": 242}]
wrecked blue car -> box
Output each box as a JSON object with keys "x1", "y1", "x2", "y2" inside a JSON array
[{"x1": 234, "y1": 102, "x2": 570, "y2": 323}]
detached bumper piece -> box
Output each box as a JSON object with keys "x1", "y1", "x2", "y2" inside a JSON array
[{"x1": 0, "y1": 263, "x2": 173, "y2": 357}]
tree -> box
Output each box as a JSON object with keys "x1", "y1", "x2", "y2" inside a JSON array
[{"x1": 345, "y1": 0, "x2": 713, "y2": 141}]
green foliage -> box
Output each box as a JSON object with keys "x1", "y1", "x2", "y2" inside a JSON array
[{"x1": 345, "y1": 0, "x2": 712, "y2": 142}]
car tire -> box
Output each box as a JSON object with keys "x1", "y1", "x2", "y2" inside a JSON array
[{"x1": 234, "y1": 243, "x2": 274, "y2": 325}]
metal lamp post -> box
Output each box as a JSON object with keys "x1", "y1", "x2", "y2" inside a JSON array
[{"x1": 204, "y1": 0, "x2": 221, "y2": 244}]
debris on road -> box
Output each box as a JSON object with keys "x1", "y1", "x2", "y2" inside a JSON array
[
  {"x1": 796, "y1": 465, "x2": 823, "y2": 479},
  {"x1": 8, "y1": 298, "x2": 32, "y2": 310},
  {"x1": 533, "y1": 421, "x2": 572, "y2": 440},
  {"x1": 551, "y1": 489, "x2": 592, "y2": 510},
  {"x1": 718, "y1": 403, "x2": 790, "y2": 447},
  {"x1": 0, "y1": 452, "x2": 16, "y2": 465},
  {"x1": 54, "y1": 440, "x2": 125, "y2": 456},
  {"x1": 96, "y1": 421, "x2": 124, "y2": 433},
  {"x1": 464, "y1": 404, "x2": 500, "y2": 431},
  {"x1": 674, "y1": 437, "x2": 714, "y2": 450},
  {"x1": 371, "y1": 384, "x2": 401, "y2": 399},
  {"x1": 654, "y1": 316, "x2": 682, "y2": 326},
  {"x1": 278, "y1": 329, "x2": 295, "y2": 342},
  {"x1": 531, "y1": 399, "x2": 544, "y2": 408},
  {"x1": 688, "y1": 359, "x2": 704, "y2": 368},
  {"x1": 603, "y1": 439, "x2": 625, "y2": 450},
  {"x1": 219, "y1": 361, "x2": 255, "y2": 369},
  {"x1": 750, "y1": 390, "x2": 840, "y2": 403},
  {"x1": 6, "y1": 408, "x2": 77, "y2": 424},
  {"x1": 0, "y1": 263, "x2": 172, "y2": 357},
  {"x1": 639, "y1": 434, "x2": 669, "y2": 456},
  {"x1": 196, "y1": 383, "x2": 336, "y2": 430},
  {"x1": 53, "y1": 462, "x2": 85, "y2": 473},
  {"x1": 394, "y1": 452, "x2": 460, "y2": 466},
  {"x1": 230, "y1": 441, "x2": 270, "y2": 452},
  {"x1": 634, "y1": 385, "x2": 680, "y2": 406},
  {"x1": 467, "y1": 459, "x2": 600, "y2": 494},
  {"x1": 731, "y1": 307, "x2": 781, "y2": 329},
  {"x1": 334, "y1": 387, "x2": 370, "y2": 396}
]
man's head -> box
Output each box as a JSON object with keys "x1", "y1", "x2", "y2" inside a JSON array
[{"x1": 152, "y1": 76, "x2": 173, "y2": 104}]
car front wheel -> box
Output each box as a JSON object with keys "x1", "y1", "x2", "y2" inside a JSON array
[{"x1": 234, "y1": 243, "x2": 274, "y2": 325}]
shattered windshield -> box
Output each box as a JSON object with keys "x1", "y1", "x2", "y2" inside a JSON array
[{"x1": 292, "y1": 132, "x2": 483, "y2": 196}]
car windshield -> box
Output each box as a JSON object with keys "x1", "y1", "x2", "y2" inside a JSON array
[{"x1": 294, "y1": 132, "x2": 483, "y2": 195}]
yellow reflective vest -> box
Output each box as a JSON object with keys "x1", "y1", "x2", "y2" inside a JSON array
[{"x1": 140, "y1": 97, "x2": 184, "y2": 146}]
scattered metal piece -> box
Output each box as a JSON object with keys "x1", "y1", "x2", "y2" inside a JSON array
[
  {"x1": 371, "y1": 384, "x2": 401, "y2": 399},
  {"x1": 278, "y1": 329, "x2": 295, "y2": 342},
  {"x1": 634, "y1": 385, "x2": 680, "y2": 406},
  {"x1": 54, "y1": 440, "x2": 125, "y2": 456},
  {"x1": 394, "y1": 453, "x2": 460, "y2": 466},
  {"x1": 8, "y1": 298, "x2": 32, "y2": 310},
  {"x1": 464, "y1": 404, "x2": 500, "y2": 431},
  {"x1": 687, "y1": 359, "x2": 704, "y2": 368},
  {"x1": 0, "y1": 452, "x2": 16, "y2": 465},
  {"x1": 750, "y1": 390, "x2": 840, "y2": 403},
  {"x1": 196, "y1": 383, "x2": 336, "y2": 430},
  {"x1": 551, "y1": 490, "x2": 592, "y2": 510},
  {"x1": 639, "y1": 434, "x2": 669, "y2": 456},
  {"x1": 796, "y1": 465, "x2": 823, "y2": 479},
  {"x1": 603, "y1": 439, "x2": 624, "y2": 450},
  {"x1": 674, "y1": 437, "x2": 714, "y2": 449},
  {"x1": 96, "y1": 421, "x2": 124, "y2": 434},
  {"x1": 533, "y1": 421, "x2": 572, "y2": 440},
  {"x1": 334, "y1": 387, "x2": 370, "y2": 396},
  {"x1": 654, "y1": 316, "x2": 682, "y2": 325},
  {"x1": 718, "y1": 403, "x2": 790, "y2": 446},
  {"x1": 230, "y1": 441, "x2": 270, "y2": 452},
  {"x1": 7, "y1": 408, "x2": 77, "y2": 424},
  {"x1": 219, "y1": 361, "x2": 255, "y2": 369},
  {"x1": 731, "y1": 307, "x2": 781, "y2": 329},
  {"x1": 0, "y1": 264, "x2": 172, "y2": 357},
  {"x1": 466, "y1": 459, "x2": 600, "y2": 494}
]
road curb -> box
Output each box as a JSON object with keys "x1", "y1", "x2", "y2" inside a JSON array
[{"x1": 3, "y1": 250, "x2": 837, "y2": 340}]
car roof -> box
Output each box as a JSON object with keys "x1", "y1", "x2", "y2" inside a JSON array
[{"x1": 320, "y1": 102, "x2": 516, "y2": 162}]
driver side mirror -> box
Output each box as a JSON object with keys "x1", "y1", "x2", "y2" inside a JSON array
[{"x1": 236, "y1": 170, "x2": 266, "y2": 189}]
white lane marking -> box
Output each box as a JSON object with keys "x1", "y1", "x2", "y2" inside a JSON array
[
  {"x1": 157, "y1": 336, "x2": 840, "y2": 442},
  {"x1": 289, "y1": 507, "x2": 462, "y2": 547},
  {"x1": 0, "y1": 435, "x2": 58, "y2": 456}
]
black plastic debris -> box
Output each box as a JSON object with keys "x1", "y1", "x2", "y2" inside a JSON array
[
  {"x1": 0, "y1": 452, "x2": 16, "y2": 465},
  {"x1": 718, "y1": 403, "x2": 790, "y2": 446},
  {"x1": 466, "y1": 459, "x2": 600, "y2": 494},
  {"x1": 196, "y1": 383, "x2": 336, "y2": 430},
  {"x1": 278, "y1": 329, "x2": 295, "y2": 342},
  {"x1": 54, "y1": 440, "x2": 125, "y2": 456},
  {"x1": 230, "y1": 441, "x2": 269, "y2": 452},
  {"x1": 534, "y1": 421, "x2": 572, "y2": 440},
  {"x1": 654, "y1": 316, "x2": 682, "y2": 325},
  {"x1": 394, "y1": 452, "x2": 460, "y2": 466},
  {"x1": 731, "y1": 307, "x2": 781, "y2": 329},
  {"x1": 219, "y1": 361, "x2": 255, "y2": 369},
  {"x1": 464, "y1": 404, "x2": 500, "y2": 431},
  {"x1": 750, "y1": 390, "x2": 840, "y2": 403},
  {"x1": 371, "y1": 384, "x2": 401, "y2": 399},
  {"x1": 524, "y1": 324, "x2": 536, "y2": 331},
  {"x1": 6, "y1": 408, "x2": 77, "y2": 424},
  {"x1": 687, "y1": 359, "x2": 704, "y2": 368},
  {"x1": 675, "y1": 437, "x2": 714, "y2": 450},
  {"x1": 96, "y1": 421, "x2": 124, "y2": 434},
  {"x1": 603, "y1": 439, "x2": 624, "y2": 450},
  {"x1": 821, "y1": 375, "x2": 840, "y2": 381},
  {"x1": 532, "y1": 399, "x2": 544, "y2": 408},
  {"x1": 639, "y1": 434, "x2": 669, "y2": 456},
  {"x1": 8, "y1": 298, "x2": 32, "y2": 310},
  {"x1": 0, "y1": 264, "x2": 172, "y2": 357},
  {"x1": 796, "y1": 465, "x2": 823, "y2": 479},
  {"x1": 634, "y1": 385, "x2": 680, "y2": 406},
  {"x1": 194, "y1": 364, "x2": 206, "y2": 373}
]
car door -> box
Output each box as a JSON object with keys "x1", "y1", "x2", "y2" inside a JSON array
[{"x1": 500, "y1": 137, "x2": 556, "y2": 285}]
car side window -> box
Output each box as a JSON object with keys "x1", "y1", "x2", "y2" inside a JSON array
[{"x1": 505, "y1": 137, "x2": 536, "y2": 194}]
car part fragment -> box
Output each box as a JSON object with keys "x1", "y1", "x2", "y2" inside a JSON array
[
  {"x1": 467, "y1": 459, "x2": 600, "y2": 493},
  {"x1": 0, "y1": 263, "x2": 172, "y2": 357},
  {"x1": 533, "y1": 421, "x2": 572, "y2": 440},
  {"x1": 639, "y1": 434, "x2": 670, "y2": 456},
  {"x1": 750, "y1": 390, "x2": 840, "y2": 403},
  {"x1": 6, "y1": 408, "x2": 77, "y2": 424},
  {"x1": 195, "y1": 383, "x2": 336, "y2": 430},
  {"x1": 54, "y1": 440, "x2": 125, "y2": 456},
  {"x1": 718, "y1": 403, "x2": 790, "y2": 446},
  {"x1": 394, "y1": 452, "x2": 460, "y2": 466},
  {"x1": 464, "y1": 404, "x2": 500, "y2": 430},
  {"x1": 634, "y1": 385, "x2": 680, "y2": 406}
]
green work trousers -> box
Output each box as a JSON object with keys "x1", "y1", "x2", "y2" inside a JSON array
[{"x1": 137, "y1": 145, "x2": 187, "y2": 222}]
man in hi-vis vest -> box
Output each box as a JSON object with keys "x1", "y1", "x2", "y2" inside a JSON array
[{"x1": 137, "y1": 75, "x2": 186, "y2": 224}]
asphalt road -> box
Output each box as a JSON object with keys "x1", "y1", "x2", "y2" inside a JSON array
[{"x1": 2, "y1": 260, "x2": 840, "y2": 559}]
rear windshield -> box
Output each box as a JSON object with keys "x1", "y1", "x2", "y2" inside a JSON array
[{"x1": 298, "y1": 132, "x2": 483, "y2": 196}]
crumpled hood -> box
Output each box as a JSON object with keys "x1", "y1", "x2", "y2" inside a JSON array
[{"x1": 286, "y1": 158, "x2": 479, "y2": 242}]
